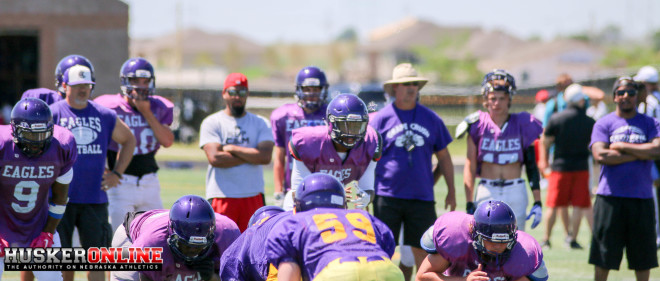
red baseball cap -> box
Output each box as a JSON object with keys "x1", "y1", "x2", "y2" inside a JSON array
[
  {"x1": 535, "y1": 89, "x2": 549, "y2": 103},
  {"x1": 223, "y1": 73, "x2": 248, "y2": 92}
]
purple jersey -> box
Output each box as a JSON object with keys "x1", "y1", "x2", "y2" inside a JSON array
[
  {"x1": 289, "y1": 126, "x2": 381, "y2": 185},
  {"x1": 0, "y1": 125, "x2": 77, "y2": 247},
  {"x1": 267, "y1": 208, "x2": 395, "y2": 281},
  {"x1": 370, "y1": 103, "x2": 453, "y2": 201},
  {"x1": 129, "y1": 209, "x2": 240, "y2": 281},
  {"x1": 270, "y1": 103, "x2": 327, "y2": 191},
  {"x1": 432, "y1": 212, "x2": 543, "y2": 280},
  {"x1": 220, "y1": 211, "x2": 293, "y2": 281},
  {"x1": 93, "y1": 94, "x2": 173, "y2": 154},
  {"x1": 590, "y1": 112, "x2": 660, "y2": 198},
  {"x1": 469, "y1": 111, "x2": 542, "y2": 173},
  {"x1": 50, "y1": 100, "x2": 117, "y2": 204},
  {"x1": 21, "y1": 88, "x2": 63, "y2": 105}
]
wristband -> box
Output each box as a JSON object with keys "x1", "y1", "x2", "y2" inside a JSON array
[
  {"x1": 533, "y1": 201, "x2": 542, "y2": 208},
  {"x1": 111, "y1": 170, "x2": 123, "y2": 179},
  {"x1": 48, "y1": 203, "x2": 66, "y2": 219}
]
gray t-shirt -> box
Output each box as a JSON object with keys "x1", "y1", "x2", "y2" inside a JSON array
[{"x1": 199, "y1": 111, "x2": 274, "y2": 198}]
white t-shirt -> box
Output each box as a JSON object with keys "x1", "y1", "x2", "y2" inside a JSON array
[{"x1": 199, "y1": 111, "x2": 274, "y2": 198}]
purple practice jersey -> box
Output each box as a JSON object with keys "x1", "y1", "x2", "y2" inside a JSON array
[
  {"x1": 220, "y1": 211, "x2": 293, "y2": 281},
  {"x1": 267, "y1": 208, "x2": 395, "y2": 281},
  {"x1": 94, "y1": 94, "x2": 173, "y2": 154},
  {"x1": 369, "y1": 103, "x2": 453, "y2": 201},
  {"x1": 432, "y1": 212, "x2": 543, "y2": 280},
  {"x1": 590, "y1": 112, "x2": 660, "y2": 198},
  {"x1": 270, "y1": 103, "x2": 327, "y2": 192},
  {"x1": 289, "y1": 126, "x2": 382, "y2": 185},
  {"x1": 50, "y1": 100, "x2": 117, "y2": 204},
  {"x1": 0, "y1": 125, "x2": 77, "y2": 247},
  {"x1": 21, "y1": 88, "x2": 63, "y2": 105},
  {"x1": 129, "y1": 209, "x2": 240, "y2": 281},
  {"x1": 469, "y1": 111, "x2": 542, "y2": 173}
]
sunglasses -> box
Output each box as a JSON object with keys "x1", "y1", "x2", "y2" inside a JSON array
[
  {"x1": 401, "y1": 82, "x2": 419, "y2": 86},
  {"x1": 226, "y1": 89, "x2": 248, "y2": 97},
  {"x1": 615, "y1": 90, "x2": 637, "y2": 97}
]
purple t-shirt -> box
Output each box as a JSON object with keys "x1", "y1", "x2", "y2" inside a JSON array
[
  {"x1": 0, "y1": 125, "x2": 77, "y2": 247},
  {"x1": 369, "y1": 103, "x2": 452, "y2": 201},
  {"x1": 590, "y1": 112, "x2": 660, "y2": 198},
  {"x1": 469, "y1": 111, "x2": 542, "y2": 174},
  {"x1": 266, "y1": 208, "x2": 395, "y2": 280},
  {"x1": 94, "y1": 94, "x2": 174, "y2": 154},
  {"x1": 50, "y1": 100, "x2": 117, "y2": 204},
  {"x1": 270, "y1": 103, "x2": 327, "y2": 192},
  {"x1": 21, "y1": 88, "x2": 63, "y2": 105},
  {"x1": 129, "y1": 209, "x2": 240, "y2": 281},
  {"x1": 290, "y1": 126, "x2": 381, "y2": 185},
  {"x1": 220, "y1": 211, "x2": 293, "y2": 281},
  {"x1": 432, "y1": 212, "x2": 543, "y2": 280}
]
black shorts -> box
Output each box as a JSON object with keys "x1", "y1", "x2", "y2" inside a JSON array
[
  {"x1": 588, "y1": 195, "x2": 658, "y2": 270},
  {"x1": 57, "y1": 203, "x2": 112, "y2": 248},
  {"x1": 373, "y1": 195, "x2": 436, "y2": 248}
]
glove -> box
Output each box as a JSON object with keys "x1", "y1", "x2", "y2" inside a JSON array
[
  {"x1": 526, "y1": 201, "x2": 543, "y2": 229},
  {"x1": 187, "y1": 258, "x2": 215, "y2": 281},
  {"x1": 350, "y1": 189, "x2": 371, "y2": 209},
  {"x1": 466, "y1": 202, "x2": 476, "y2": 215},
  {"x1": 273, "y1": 192, "x2": 284, "y2": 207},
  {"x1": 30, "y1": 232, "x2": 54, "y2": 248},
  {"x1": 0, "y1": 237, "x2": 8, "y2": 258}
]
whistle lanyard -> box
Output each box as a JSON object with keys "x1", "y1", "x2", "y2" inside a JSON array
[{"x1": 394, "y1": 105, "x2": 418, "y2": 167}]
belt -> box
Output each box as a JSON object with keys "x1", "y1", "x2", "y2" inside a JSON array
[{"x1": 479, "y1": 179, "x2": 524, "y2": 187}]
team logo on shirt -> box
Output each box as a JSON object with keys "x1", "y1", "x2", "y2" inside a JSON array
[
  {"x1": 610, "y1": 125, "x2": 647, "y2": 143},
  {"x1": 227, "y1": 126, "x2": 249, "y2": 145},
  {"x1": 57, "y1": 117, "x2": 103, "y2": 154}
]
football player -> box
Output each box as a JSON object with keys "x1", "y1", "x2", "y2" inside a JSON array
[
  {"x1": 94, "y1": 58, "x2": 175, "y2": 232},
  {"x1": 267, "y1": 173, "x2": 404, "y2": 281},
  {"x1": 282, "y1": 94, "x2": 382, "y2": 211},
  {"x1": 0, "y1": 98, "x2": 78, "y2": 280},
  {"x1": 21, "y1": 55, "x2": 95, "y2": 105},
  {"x1": 459, "y1": 70, "x2": 543, "y2": 231},
  {"x1": 417, "y1": 200, "x2": 548, "y2": 281},
  {"x1": 270, "y1": 66, "x2": 329, "y2": 206},
  {"x1": 219, "y1": 205, "x2": 289, "y2": 280},
  {"x1": 111, "y1": 195, "x2": 240, "y2": 281}
]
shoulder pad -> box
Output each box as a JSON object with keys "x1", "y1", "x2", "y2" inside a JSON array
[
  {"x1": 455, "y1": 111, "x2": 480, "y2": 139},
  {"x1": 420, "y1": 225, "x2": 436, "y2": 254}
]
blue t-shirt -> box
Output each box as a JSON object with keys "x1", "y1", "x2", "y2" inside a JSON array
[
  {"x1": 590, "y1": 112, "x2": 660, "y2": 198},
  {"x1": 50, "y1": 100, "x2": 117, "y2": 204}
]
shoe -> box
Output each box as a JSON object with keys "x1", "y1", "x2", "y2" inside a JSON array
[
  {"x1": 540, "y1": 240, "x2": 551, "y2": 249},
  {"x1": 567, "y1": 240, "x2": 583, "y2": 249}
]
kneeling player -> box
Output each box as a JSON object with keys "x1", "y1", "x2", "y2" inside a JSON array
[
  {"x1": 416, "y1": 200, "x2": 548, "y2": 281},
  {"x1": 267, "y1": 173, "x2": 404, "y2": 281},
  {"x1": 110, "y1": 195, "x2": 240, "y2": 281}
]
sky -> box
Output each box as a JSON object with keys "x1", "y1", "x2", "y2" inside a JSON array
[{"x1": 122, "y1": 0, "x2": 659, "y2": 44}]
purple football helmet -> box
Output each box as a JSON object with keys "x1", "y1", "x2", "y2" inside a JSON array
[
  {"x1": 481, "y1": 69, "x2": 516, "y2": 96},
  {"x1": 168, "y1": 195, "x2": 216, "y2": 264},
  {"x1": 55, "y1": 55, "x2": 95, "y2": 95},
  {"x1": 120, "y1": 58, "x2": 156, "y2": 100},
  {"x1": 10, "y1": 98, "x2": 54, "y2": 158},
  {"x1": 294, "y1": 173, "x2": 346, "y2": 212},
  {"x1": 471, "y1": 200, "x2": 518, "y2": 267},
  {"x1": 326, "y1": 94, "x2": 369, "y2": 149},
  {"x1": 295, "y1": 66, "x2": 329, "y2": 111},
  {"x1": 248, "y1": 205, "x2": 285, "y2": 227}
]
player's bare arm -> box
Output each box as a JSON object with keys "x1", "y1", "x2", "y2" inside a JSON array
[
  {"x1": 415, "y1": 253, "x2": 457, "y2": 281},
  {"x1": 273, "y1": 146, "x2": 287, "y2": 193},
  {"x1": 134, "y1": 98, "x2": 174, "y2": 148},
  {"x1": 609, "y1": 137, "x2": 660, "y2": 160},
  {"x1": 591, "y1": 141, "x2": 638, "y2": 165},
  {"x1": 537, "y1": 134, "x2": 553, "y2": 173},
  {"x1": 202, "y1": 142, "x2": 246, "y2": 168},
  {"x1": 464, "y1": 135, "x2": 478, "y2": 206},
  {"x1": 43, "y1": 182, "x2": 69, "y2": 234},
  {"x1": 103, "y1": 117, "x2": 136, "y2": 190},
  {"x1": 223, "y1": 141, "x2": 274, "y2": 165},
  {"x1": 434, "y1": 148, "x2": 456, "y2": 211},
  {"x1": 277, "y1": 261, "x2": 302, "y2": 281}
]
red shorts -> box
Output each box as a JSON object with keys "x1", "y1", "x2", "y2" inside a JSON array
[
  {"x1": 210, "y1": 194, "x2": 264, "y2": 232},
  {"x1": 546, "y1": 170, "x2": 591, "y2": 208}
]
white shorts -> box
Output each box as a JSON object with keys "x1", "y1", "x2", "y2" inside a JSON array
[
  {"x1": 474, "y1": 178, "x2": 529, "y2": 231},
  {"x1": 0, "y1": 232, "x2": 63, "y2": 281},
  {"x1": 107, "y1": 173, "x2": 163, "y2": 232},
  {"x1": 110, "y1": 224, "x2": 139, "y2": 281}
]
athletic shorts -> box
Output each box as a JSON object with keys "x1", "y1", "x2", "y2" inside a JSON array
[
  {"x1": 210, "y1": 194, "x2": 265, "y2": 232},
  {"x1": 373, "y1": 195, "x2": 436, "y2": 248},
  {"x1": 589, "y1": 195, "x2": 658, "y2": 270},
  {"x1": 546, "y1": 170, "x2": 591, "y2": 208},
  {"x1": 57, "y1": 203, "x2": 112, "y2": 248},
  {"x1": 314, "y1": 256, "x2": 404, "y2": 281}
]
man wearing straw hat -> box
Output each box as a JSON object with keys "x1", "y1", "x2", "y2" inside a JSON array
[{"x1": 369, "y1": 63, "x2": 456, "y2": 273}]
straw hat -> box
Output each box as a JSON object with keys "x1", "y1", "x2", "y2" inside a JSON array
[{"x1": 383, "y1": 63, "x2": 428, "y2": 94}]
